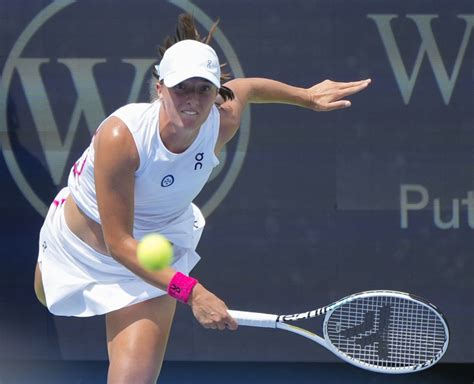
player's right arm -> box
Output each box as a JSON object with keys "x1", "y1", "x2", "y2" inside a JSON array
[
  {"x1": 93, "y1": 116, "x2": 176, "y2": 288},
  {"x1": 93, "y1": 117, "x2": 237, "y2": 330}
]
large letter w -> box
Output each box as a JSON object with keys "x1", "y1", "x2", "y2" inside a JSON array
[{"x1": 367, "y1": 14, "x2": 474, "y2": 105}]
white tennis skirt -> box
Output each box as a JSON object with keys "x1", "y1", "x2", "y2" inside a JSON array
[{"x1": 37, "y1": 188, "x2": 203, "y2": 317}]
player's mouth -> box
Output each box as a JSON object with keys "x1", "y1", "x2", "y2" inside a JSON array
[{"x1": 181, "y1": 110, "x2": 198, "y2": 116}]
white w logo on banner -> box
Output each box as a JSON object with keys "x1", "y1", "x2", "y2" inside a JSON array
[
  {"x1": 15, "y1": 58, "x2": 154, "y2": 185},
  {"x1": 367, "y1": 14, "x2": 474, "y2": 104}
]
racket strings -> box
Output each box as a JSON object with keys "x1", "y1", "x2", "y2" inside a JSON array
[{"x1": 325, "y1": 295, "x2": 447, "y2": 369}]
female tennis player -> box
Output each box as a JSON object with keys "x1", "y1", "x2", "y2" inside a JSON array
[{"x1": 33, "y1": 13, "x2": 371, "y2": 383}]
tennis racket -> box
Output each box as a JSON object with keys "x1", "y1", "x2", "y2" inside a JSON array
[{"x1": 228, "y1": 290, "x2": 449, "y2": 374}]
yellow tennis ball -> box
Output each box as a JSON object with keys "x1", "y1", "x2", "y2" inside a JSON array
[{"x1": 137, "y1": 234, "x2": 173, "y2": 271}]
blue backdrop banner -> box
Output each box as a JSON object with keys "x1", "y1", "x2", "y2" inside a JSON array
[{"x1": 0, "y1": 0, "x2": 472, "y2": 362}]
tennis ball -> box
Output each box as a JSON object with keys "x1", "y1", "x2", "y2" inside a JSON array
[{"x1": 137, "y1": 234, "x2": 173, "y2": 271}]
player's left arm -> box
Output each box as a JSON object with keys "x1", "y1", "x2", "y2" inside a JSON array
[{"x1": 216, "y1": 77, "x2": 371, "y2": 151}]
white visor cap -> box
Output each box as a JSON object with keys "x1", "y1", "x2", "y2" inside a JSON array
[{"x1": 158, "y1": 40, "x2": 221, "y2": 88}]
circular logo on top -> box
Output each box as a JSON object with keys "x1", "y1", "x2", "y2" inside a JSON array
[
  {"x1": 161, "y1": 175, "x2": 175, "y2": 188},
  {"x1": 0, "y1": 0, "x2": 250, "y2": 218}
]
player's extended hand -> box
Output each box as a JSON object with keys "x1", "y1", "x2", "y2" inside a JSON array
[
  {"x1": 188, "y1": 284, "x2": 238, "y2": 331},
  {"x1": 305, "y1": 78, "x2": 371, "y2": 112}
]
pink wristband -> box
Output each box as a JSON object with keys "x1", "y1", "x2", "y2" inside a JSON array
[{"x1": 167, "y1": 272, "x2": 198, "y2": 303}]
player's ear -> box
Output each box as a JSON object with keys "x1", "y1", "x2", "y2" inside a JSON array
[{"x1": 156, "y1": 81, "x2": 163, "y2": 100}]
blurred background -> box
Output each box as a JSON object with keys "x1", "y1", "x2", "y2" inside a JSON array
[{"x1": 0, "y1": 0, "x2": 472, "y2": 382}]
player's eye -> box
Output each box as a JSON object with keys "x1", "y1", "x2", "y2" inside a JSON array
[{"x1": 198, "y1": 85, "x2": 213, "y2": 95}]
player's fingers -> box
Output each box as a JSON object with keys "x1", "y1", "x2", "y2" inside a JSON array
[
  {"x1": 224, "y1": 315, "x2": 239, "y2": 330},
  {"x1": 322, "y1": 100, "x2": 351, "y2": 111},
  {"x1": 338, "y1": 84, "x2": 370, "y2": 98},
  {"x1": 226, "y1": 321, "x2": 238, "y2": 331},
  {"x1": 328, "y1": 80, "x2": 370, "y2": 101},
  {"x1": 209, "y1": 303, "x2": 239, "y2": 330},
  {"x1": 199, "y1": 312, "x2": 218, "y2": 329},
  {"x1": 205, "y1": 311, "x2": 229, "y2": 331},
  {"x1": 216, "y1": 322, "x2": 227, "y2": 331},
  {"x1": 339, "y1": 79, "x2": 371, "y2": 89},
  {"x1": 200, "y1": 320, "x2": 213, "y2": 329},
  {"x1": 202, "y1": 320, "x2": 215, "y2": 329}
]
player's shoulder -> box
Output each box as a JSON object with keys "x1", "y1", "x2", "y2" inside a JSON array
[
  {"x1": 112, "y1": 102, "x2": 156, "y2": 116},
  {"x1": 94, "y1": 115, "x2": 139, "y2": 169},
  {"x1": 95, "y1": 116, "x2": 134, "y2": 145},
  {"x1": 216, "y1": 101, "x2": 240, "y2": 150},
  {"x1": 110, "y1": 101, "x2": 159, "y2": 133}
]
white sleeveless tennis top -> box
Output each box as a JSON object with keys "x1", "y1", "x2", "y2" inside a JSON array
[{"x1": 67, "y1": 100, "x2": 220, "y2": 246}]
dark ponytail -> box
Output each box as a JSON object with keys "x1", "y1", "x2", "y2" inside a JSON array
[{"x1": 154, "y1": 13, "x2": 234, "y2": 101}]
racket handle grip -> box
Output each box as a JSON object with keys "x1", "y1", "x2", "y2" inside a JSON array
[{"x1": 228, "y1": 310, "x2": 278, "y2": 328}]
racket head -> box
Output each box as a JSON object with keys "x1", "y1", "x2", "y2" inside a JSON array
[{"x1": 322, "y1": 290, "x2": 449, "y2": 374}]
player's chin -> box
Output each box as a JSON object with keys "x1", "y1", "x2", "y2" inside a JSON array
[{"x1": 180, "y1": 113, "x2": 203, "y2": 128}]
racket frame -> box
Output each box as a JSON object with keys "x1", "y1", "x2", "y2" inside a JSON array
[{"x1": 228, "y1": 290, "x2": 450, "y2": 374}]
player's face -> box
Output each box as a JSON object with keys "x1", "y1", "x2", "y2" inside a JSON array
[{"x1": 161, "y1": 78, "x2": 218, "y2": 130}]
